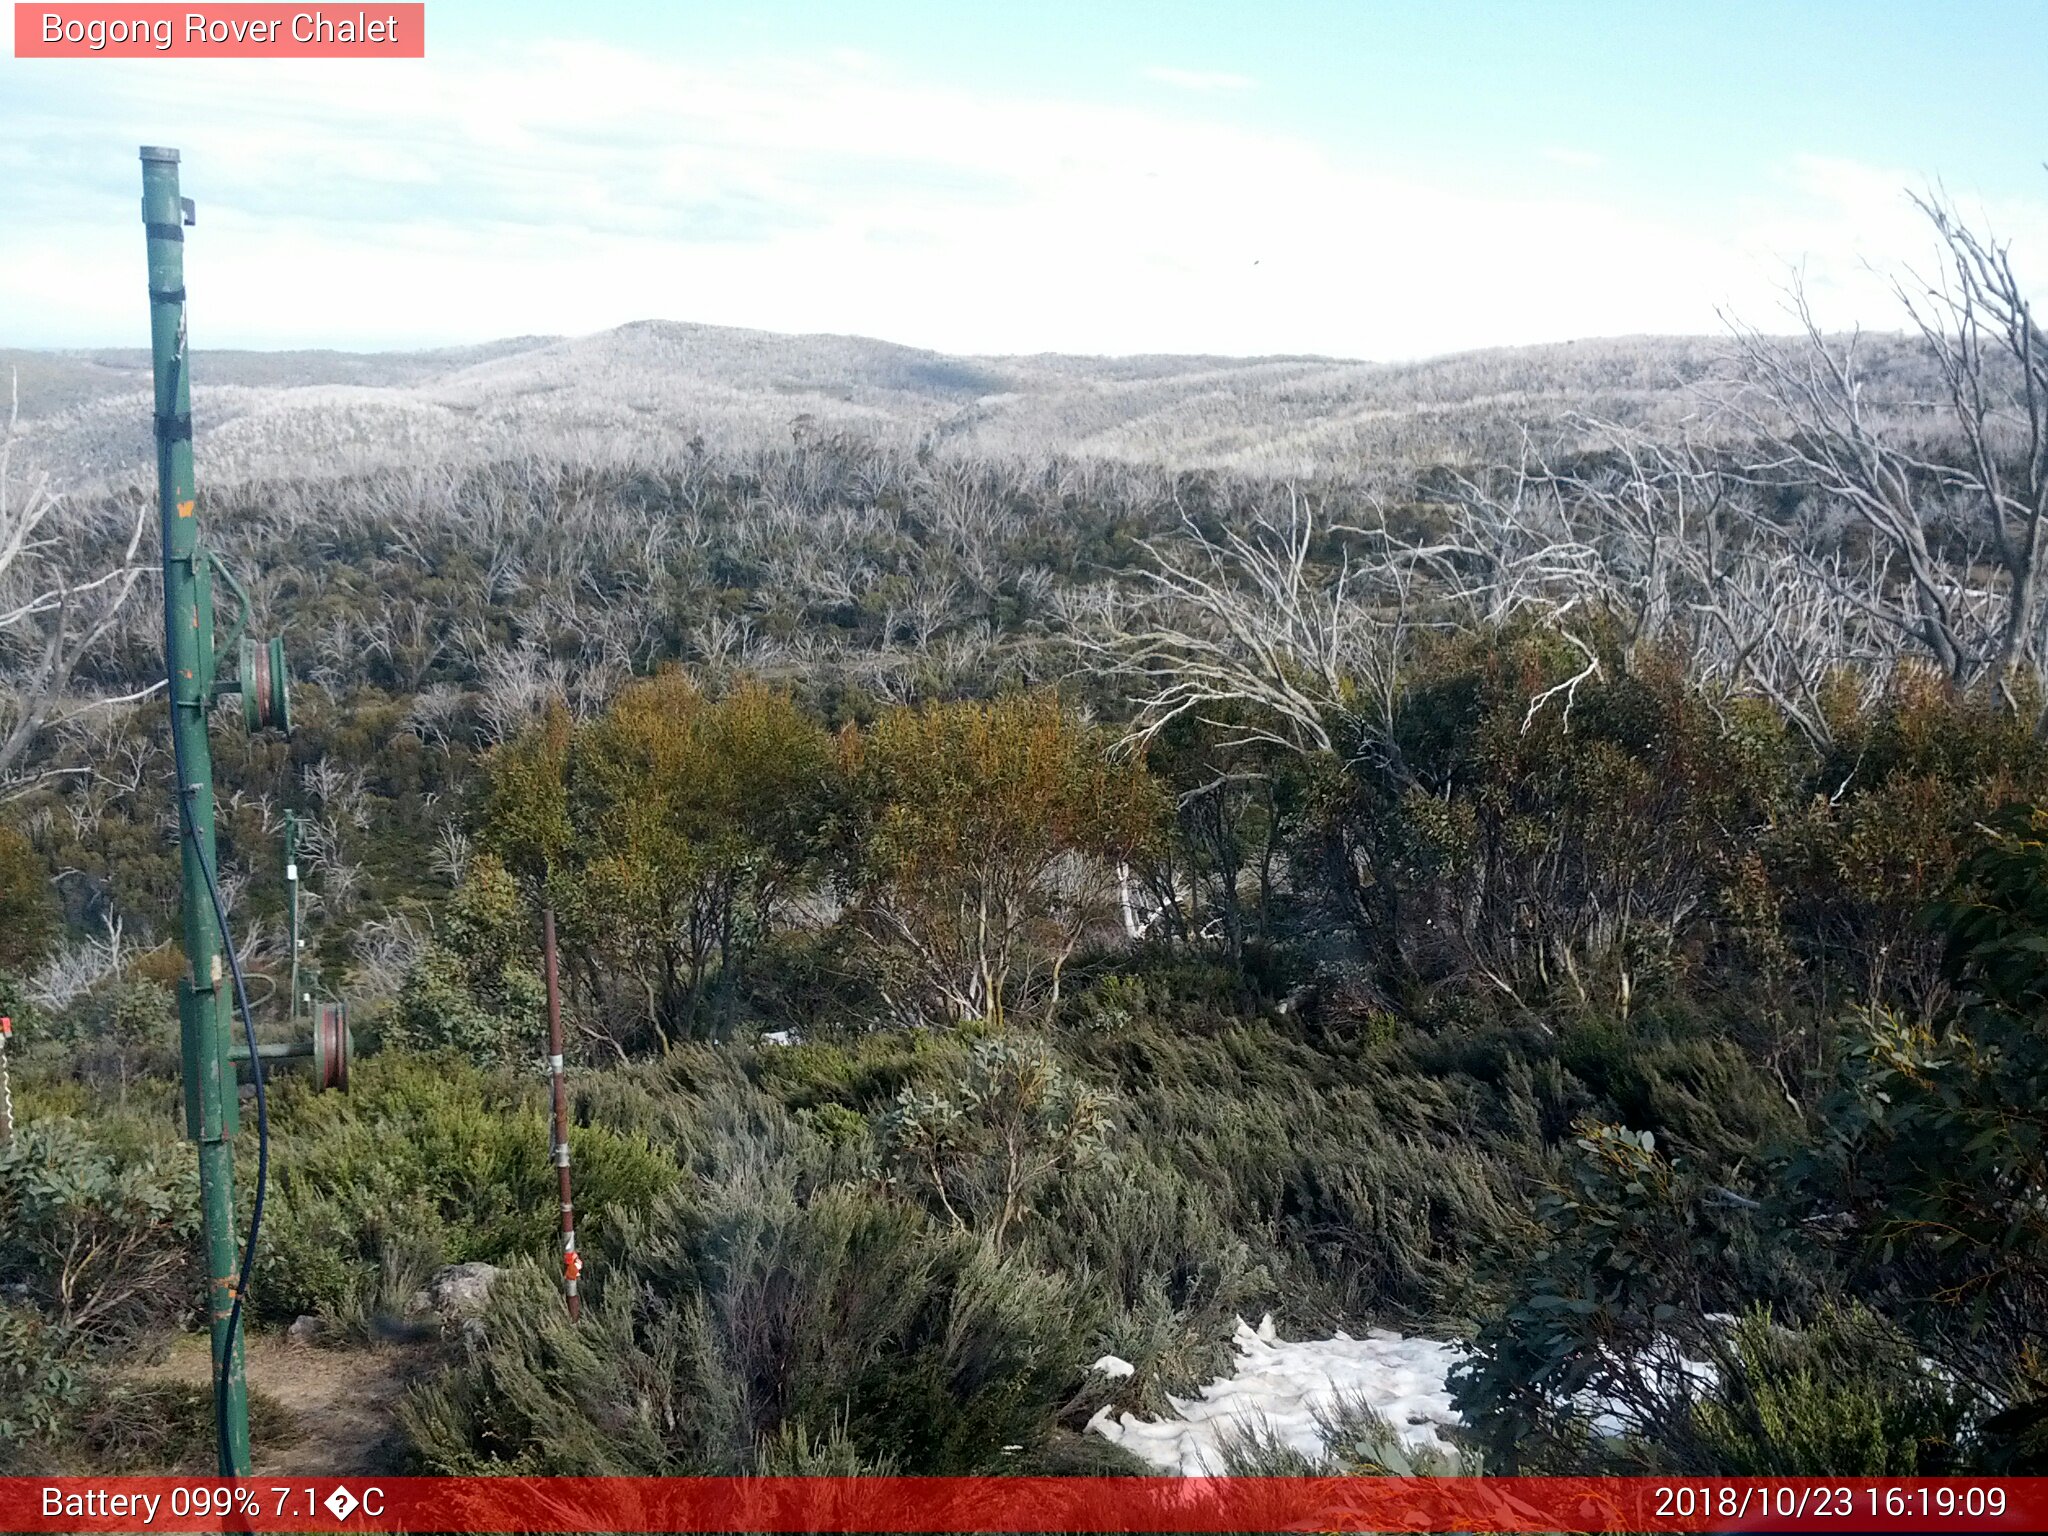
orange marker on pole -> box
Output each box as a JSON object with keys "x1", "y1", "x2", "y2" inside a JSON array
[
  {"x1": 542, "y1": 910, "x2": 580, "y2": 1320},
  {"x1": 1, "y1": 1015, "x2": 14, "y2": 1147}
]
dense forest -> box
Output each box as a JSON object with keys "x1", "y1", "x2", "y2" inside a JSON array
[{"x1": 1, "y1": 191, "x2": 2045, "y2": 1479}]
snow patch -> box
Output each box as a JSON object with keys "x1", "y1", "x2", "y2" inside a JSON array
[
  {"x1": 1087, "y1": 1316, "x2": 1722, "y2": 1476},
  {"x1": 1091, "y1": 1354, "x2": 1137, "y2": 1379},
  {"x1": 1086, "y1": 1315, "x2": 1464, "y2": 1476}
]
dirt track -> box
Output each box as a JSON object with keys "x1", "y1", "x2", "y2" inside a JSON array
[{"x1": 139, "y1": 1330, "x2": 430, "y2": 1476}]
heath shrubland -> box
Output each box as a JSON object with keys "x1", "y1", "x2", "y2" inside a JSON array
[{"x1": 5, "y1": 191, "x2": 2047, "y2": 1472}]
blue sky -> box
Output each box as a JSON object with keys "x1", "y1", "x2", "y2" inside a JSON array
[{"x1": 3, "y1": 1, "x2": 2044, "y2": 356}]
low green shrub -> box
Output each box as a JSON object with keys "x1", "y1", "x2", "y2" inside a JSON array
[
  {"x1": 1449, "y1": 1120, "x2": 1739, "y2": 1471},
  {"x1": 0, "y1": 1301, "x2": 84, "y2": 1458},
  {"x1": 751, "y1": 1031, "x2": 945, "y2": 1114},
  {"x1": 1684, "y1": 1305, "x2": 1970, "y2": 1475},
  {"x1": 0, "y1": 1356, "x2": 294, "y2": 1475},
  {"x1": 1060, "y1": 1016, "x2": 1532, "y2": 1325},
  {"x1": 0, "y1": 1117, "x2": 199, "y2": 1349},
  {"x1": 58, "y1": 1377, "x2": 295, "y2": 1474},
  {"x1": 1217, "y1": 1396, "x2": 1480, "y2": 1476},
  {"x1": 253, "y1": 1053, "x2": 678, "y2": 1324},
  {"x1": 405, "y1": 1178, "x2": 1092, "y2": 1475}
]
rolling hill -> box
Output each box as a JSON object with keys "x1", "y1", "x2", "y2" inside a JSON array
[{"x1": 2, "y1": 320, "x2": 1933, "y2": 494}]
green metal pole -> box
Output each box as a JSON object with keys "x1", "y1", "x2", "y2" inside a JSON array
[{"x1": 142, "y1": 145, "x2": 251, "y2": 1478}]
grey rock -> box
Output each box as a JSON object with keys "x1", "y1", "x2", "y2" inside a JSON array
[{"x1": 417, "y1": 1261, "x2": 503, "y2": 1319}]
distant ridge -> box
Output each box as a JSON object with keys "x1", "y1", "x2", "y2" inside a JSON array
[{"x1": 1, "y1": 320, "x2": 1927, "y2": 493}]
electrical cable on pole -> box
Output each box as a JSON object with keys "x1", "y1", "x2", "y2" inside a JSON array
[
  {"x1": 142, "y1": 144, "x2": 255, "y2": 1475},
  {"x1": 142, "y1": 145, "x2": 347, "y2": 1477}
]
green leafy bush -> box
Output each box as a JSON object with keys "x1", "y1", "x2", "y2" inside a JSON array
[
  {"x1": 254, "y1": 1053, "x2": 678, "y2": 1324},
  {"x1": 42, "y1": 981, "x2": 181, "y2": 1101},
  {"x1": 0, "y1": 1118, "x2": 199, "y2": 1347},
  {"x1": 386, "y1": 854, "x2": 546, "y2": 1066},
  {"x1": 1686, "y1": 1305, "x2": 1969, "y2": 1475},
  {"x1": 1785, "y1": 805, "x2": 2048, "y2": 1470},
  {"x1": 0, "y1": 1301, "x2": 84, "y2": 1457},
  {"x1": 877, "y1": 1033, "x2": 1113, "y2": 1245},
  {"x1": 1450, "y1": 1120, "x2": 1735, "y2": 1471}
]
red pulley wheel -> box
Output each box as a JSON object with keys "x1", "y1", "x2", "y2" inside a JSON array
[{"x1": 313, "y1": 1001, "x2": 350, "y2": 1092}]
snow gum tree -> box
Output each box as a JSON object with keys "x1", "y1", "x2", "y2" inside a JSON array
[
  {"x1": 479, "y1": 671, "x2": 838, "y2": 1052},
  {"x1": 841, "y1": 691, "x2": 1163, "y2": 1028}
]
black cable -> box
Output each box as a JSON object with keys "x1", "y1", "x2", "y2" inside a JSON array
[
  {"x1": 173, "y1": 758, "x2": 268, "y2": 1479},
  {"x1": 157, "y1": 307, "x2": 266, "y2": 1482},
  {"x1": 155, "y1": 265, "x2": 267, "y2": 1479}
]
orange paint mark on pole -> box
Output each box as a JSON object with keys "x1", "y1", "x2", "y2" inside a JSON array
[{"x1": 543, "y1": 909, "x2": 581, "y2": 1320}]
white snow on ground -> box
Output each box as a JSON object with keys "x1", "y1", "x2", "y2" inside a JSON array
[
  {"x1": 1085, "y1": 1315, "x2": 1717, "y2": 1475},
  {"x1": 1086, "y1": 1315, "x2": 1465, "y2": 1475},
  {"x1": 1091, "y1": 1354, "x2": 1137, "y2": 1379}
]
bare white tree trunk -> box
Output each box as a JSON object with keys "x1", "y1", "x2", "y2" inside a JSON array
[{"x1": 0, "y1": 371, "x2": 156, "y2": 790}]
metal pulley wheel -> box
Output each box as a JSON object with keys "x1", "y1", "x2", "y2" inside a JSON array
[
  {"x1": 312, "y1": 1000, "x2": 351, "y2": 1092},
  {"x1": 238, "y1": 635, "x2": 291, "y2": 733}
]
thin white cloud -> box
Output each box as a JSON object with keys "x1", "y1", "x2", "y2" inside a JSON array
[
  {"x1": 1539, "y1": 146, "x2": 1604, "y2": 170},
  {"x1": 1140, "y1": 65, "x2": 1258, "y2": 93},
  {"x1": 1, "y1": 44, "x2": 2040, "y2": 358},
  {"x1": 1734, "y1": 153, "x2": 2048, "y2": 330}
]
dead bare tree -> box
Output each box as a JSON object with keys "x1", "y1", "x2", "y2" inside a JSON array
[
  {"x1": 0, "y1": 372, "x2": 156, "y2": 789},
  {"x1": 1083, "y1": 488, "x2": 1413, "y2": 759},
  {"x1": 474, "y1": 637, "x2": 568, "y2": 744},
  {"x1": 1438, "y1": 420, "x2": 1882, "y2": 751},
  {"x1": 1717, "y1": 187, "x2": 2048, "y2": 728},
  {"x1": 401, "y1": 682, "x2": 468, "y2": 749}
]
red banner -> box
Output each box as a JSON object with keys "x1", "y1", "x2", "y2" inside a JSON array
[
  {"x1": 13, "y1": 5, "x2": 424, "y2": 58},
  {"x1": 4, "y1": 1476, "x2": 2042, "y2": 1533}
]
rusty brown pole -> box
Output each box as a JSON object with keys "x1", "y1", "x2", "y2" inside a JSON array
[
  {"x1": 0, "y1": 1015, "x2": 14, "y2": 1147},
  {"x1": 541, "y1": 909, "x2": 580, "y2": 1319}
]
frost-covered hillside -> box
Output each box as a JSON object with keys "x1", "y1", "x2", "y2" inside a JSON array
[{"x1": 5, "y1": 322, "x2": 1936, "y2": 493}]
